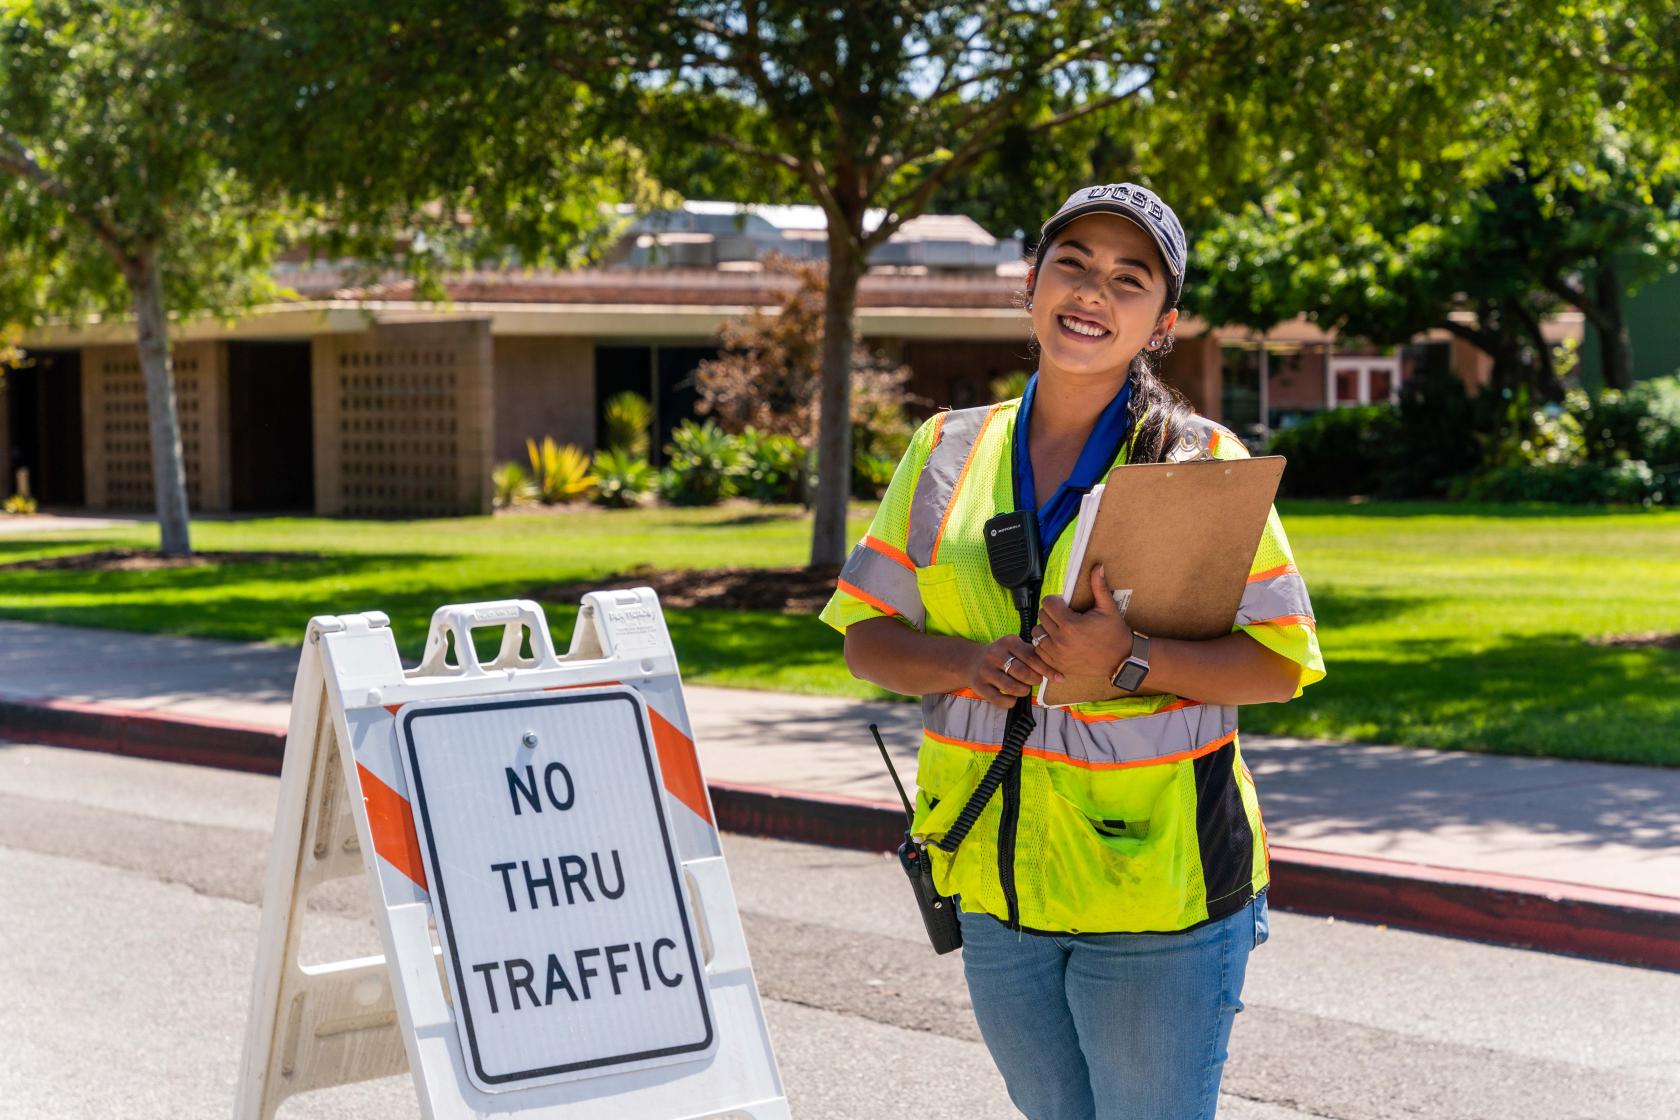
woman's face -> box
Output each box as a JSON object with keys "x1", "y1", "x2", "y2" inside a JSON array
[{"x1": 1027, "y1": 212, "x2": 1177, "y2": 381}]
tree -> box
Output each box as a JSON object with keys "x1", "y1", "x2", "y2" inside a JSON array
[
  {"x1": 190, "y1": 0, "x2": 665, "y2": 297},
  {"x1": 694, "y1": 255, "x2": 914, "y2": 466},
  {"x1": 1179, "y1": 0, "x2": 1680, "y2": 396},
  {"x1": 0, "y1": 0, "x2": 291, "y2": 553},
  {"x1": 570, "y1": 2, "x2": 1180, "y2": 565}
]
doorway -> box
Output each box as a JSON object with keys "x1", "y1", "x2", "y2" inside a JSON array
[
  {"x1": 594, "y1": 344, "x2": 718, "y2": 466},
  {"x1": 226, "y1": 342, "x2": 314, "y2": 511},
  {"x1": 5, "y1": 349, "x2": 84, "y2": 505}
]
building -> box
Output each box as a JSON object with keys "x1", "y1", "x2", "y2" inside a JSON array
[
  {"x1": 3, "y1": 202, "x2": 1565, "y2": 517},
  {"x1": 1579, "y1": 265, "x2": 1680, "y2": 388}
]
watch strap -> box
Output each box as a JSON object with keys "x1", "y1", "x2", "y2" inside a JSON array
[{"x1": 1111, "y1": 632, "x2": 1151, "y2": 692}]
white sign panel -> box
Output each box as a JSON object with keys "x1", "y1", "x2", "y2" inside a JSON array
[{"x1": 398, "y1": 687, "x2": 715, "y2": 1092}]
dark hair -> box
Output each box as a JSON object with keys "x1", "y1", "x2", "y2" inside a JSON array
[{"x1": 1124, "y1": 345, "x2": 1196, "y2": 465}]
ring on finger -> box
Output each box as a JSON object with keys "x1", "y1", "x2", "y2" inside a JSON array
[
  {"x1": 1031, "y1": 631, "x2": 1047, "y2": 647},
  {"x1": 1001, "y1": 654, "x2": 1017, "y2": 675}
]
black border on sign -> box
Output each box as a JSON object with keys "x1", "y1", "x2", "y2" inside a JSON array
[{"x1": 401, "y1": 690, "x2": 715, "y2": 1087}]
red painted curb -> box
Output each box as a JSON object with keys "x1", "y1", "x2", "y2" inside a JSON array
[
  {"x1": 4, "y1": 695, "x2": 1676, "y2": 971},
  {"x1": 0, "y1": 696, "x2": 286, "y2": 775}
]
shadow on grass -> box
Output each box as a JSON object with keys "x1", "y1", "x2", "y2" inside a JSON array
[
  {"x1": 1244, "y1": 631, "x2": 1680, "y2": 769},
  {"x1": 1305, "y1": 585, "x2": 1438, "y2": 629},
  {"x1": 0, "y1": 551, "x2": 449, "y2": 645},
  {"x1": 707, "y1": 509, "x2": 808, "y2": 527}
]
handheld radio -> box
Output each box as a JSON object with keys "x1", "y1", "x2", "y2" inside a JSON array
[{"x1": 871, "y1": 724, "x2": 963, "y2": 954}]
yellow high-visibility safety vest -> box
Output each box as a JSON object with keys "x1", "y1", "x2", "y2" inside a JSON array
[{"x1": 820, "y1": 400, "x2": 1325, "y2": 934}]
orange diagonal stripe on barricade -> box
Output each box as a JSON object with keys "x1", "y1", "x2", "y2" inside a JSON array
[
  {"x1": 357, "y1": 762, "x2": 428, "y2": 891},
  {"x1": 646, "y1": 705, "x2": 714, "y2": 825}
]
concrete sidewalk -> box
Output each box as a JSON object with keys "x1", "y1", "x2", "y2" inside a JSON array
[{"x1": 2, "y1": 618, "x2": 1676, "y2": 967}]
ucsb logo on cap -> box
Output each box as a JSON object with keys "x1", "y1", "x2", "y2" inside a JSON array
[
  {"x1": 1085, "y1": 184, "x2": 1134, "y2": 203},
  {"x1": 1085, "y1": 184, "x2": 1165, "y2": 221}
]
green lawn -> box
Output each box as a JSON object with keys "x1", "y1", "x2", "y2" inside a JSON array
[{"x1": 2, "y1": 501, "x2": 1676, "y2": 765}]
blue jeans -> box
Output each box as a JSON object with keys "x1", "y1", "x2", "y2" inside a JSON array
[{"x1": 958, "y1": 893, "x2": 1268, "y2": 1120}]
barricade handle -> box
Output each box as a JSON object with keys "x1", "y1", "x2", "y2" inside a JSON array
[{"x1": 413, "y1": 599, "x2": 561, "y2": 678}]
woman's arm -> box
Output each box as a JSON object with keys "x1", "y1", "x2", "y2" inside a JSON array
[
  {"x1": 843, "y1": 616, "x2": 1064, "y2": 709},
  {"x1": 1036, "y1": 564, "x2": 1302, "y2": 706}
]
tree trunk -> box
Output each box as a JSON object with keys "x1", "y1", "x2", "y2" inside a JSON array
[
  {"x1": 809, "y1": 224, "x2": 864, "y2": 568},
  {"x1": 1511, "y1": 298, "x2": 1560, "y2": 403},
  {"x1": 128, "y1": 252, "x2": 193, "y2": 556},
  {"x1": 1592, "y1": 255, "x2": 1634, "y2": 391}
]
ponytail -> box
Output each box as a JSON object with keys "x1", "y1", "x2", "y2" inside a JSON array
[{"x1": 1125, "y1": 339, "x2": 1195, "y2": 464}]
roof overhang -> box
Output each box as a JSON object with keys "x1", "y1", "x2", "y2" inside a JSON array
[{"x1": 19, "y1": 299, "x2": 1030, "y2": 347}]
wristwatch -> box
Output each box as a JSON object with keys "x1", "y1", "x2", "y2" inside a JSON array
[{"x1": 1110, "y1": 633, "x2": 1151, "y2": 693}]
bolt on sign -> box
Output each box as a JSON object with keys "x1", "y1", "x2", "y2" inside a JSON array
[{"x1": 235, "y1": 595, "x2": 787, "y2": 1120}]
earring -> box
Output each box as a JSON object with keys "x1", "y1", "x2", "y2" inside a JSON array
[{"x1": 1148, "y1": 339, "x2": 1160, "y2": 349}]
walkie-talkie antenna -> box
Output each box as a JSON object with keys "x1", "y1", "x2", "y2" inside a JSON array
[{"x1": 870, "y1": 723, "x2": 916, "y2": 827}]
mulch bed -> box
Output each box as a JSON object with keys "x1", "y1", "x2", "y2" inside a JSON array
[
  {"x1": 0, "y1": 548, "x2": 321, "y2": 572},
  {"x1": 1587, "y1": 631, "x2": 1680, "y2": 651},
  {"x1": 529, "y1": 564, "x2": 842, "y2": 614}
]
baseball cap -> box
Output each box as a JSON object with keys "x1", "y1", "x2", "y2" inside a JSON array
[{"x1": 1034, "y1": 183, "x2": 1188, "y2": 307}]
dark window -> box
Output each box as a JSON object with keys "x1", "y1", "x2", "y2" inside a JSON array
[{"x1": 227, "y1": 342, "x2": 314, "y2": 511}]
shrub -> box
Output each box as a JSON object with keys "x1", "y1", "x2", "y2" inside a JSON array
[
  {"x1": 1268, "y1": 405, "x2": 1399, "y2": 498},
  {"x1": 661, "y1": 419, "x2": 746, "y2": 506},
  {"x1": 603, "y1": 391, "x2": 652, "y2": 457},
  {"x1": 491, "y1": 462, "x2": 537, "y2": 508},
  {"x1": 990, "y1": 370, "x2": 1030, "y2": 402},
  {"x1": 3, "y1": 494, "x2": 37, "y2": 515},
  {"x1": 693, "y1": 253, "x2": 919, "y2": 467},
  {"x1": 852, "y1": 449, "x2": 896, "y2": 499},
  {"x1": 1384, "y1": 366, "x2": 1491, "y2": 498},
  {"x1": 1456, "y1": 460, "x2": 1663, "y2": 506},
  {"x1": 737, "y1": 427, "x2": 809, "y2": 504},
  {"x1": 1570, "y1": 375, "x2": 1680, "y2": 472},
  {"x1": 525, "y1": 437, "x2": 596, "y2": 503},
  {"x1": 590, "y1": 449, "x2": 657, "y2": 508}
]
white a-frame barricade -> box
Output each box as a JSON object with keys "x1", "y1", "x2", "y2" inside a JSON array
[{"x1": 235, "y1": 593, "x2": 787, "y2": 1119}]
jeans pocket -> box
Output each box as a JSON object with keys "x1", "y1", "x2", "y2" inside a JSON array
[{"x1": 1252, "y1": 890, "x2": 1271, "y2": 949}]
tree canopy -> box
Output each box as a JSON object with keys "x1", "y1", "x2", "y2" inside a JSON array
[
  {"x1": 0, "y1": 0, "x2": 294, "y2": 551},
  {"x1": 1183, "y1": 0, "x2": 1680, "y2": 393},
  {"x1": 205, "y1": 0, "x2": 1188, "y2": 565}
]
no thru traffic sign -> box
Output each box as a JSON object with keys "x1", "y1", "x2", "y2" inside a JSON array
[{"x1": 399, "y1": 687, "x2": 716, "y2": 1092}]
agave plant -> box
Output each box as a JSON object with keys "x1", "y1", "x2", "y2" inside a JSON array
[
  {"x1": 490, "y1": 462, "x2": 537, "y2": 508},
  {"x1": 603, "y1": 391, "x2": 653, "y2": 458},
  {"x1": 525, "y1": 437, "x2": 597, "y2": 504},
  {"x1": 661, "y1": 419, "x2": 747, "y2": 506},
  {"x1": 591, "y1": 448, "x2": 657, "y2": 508}
]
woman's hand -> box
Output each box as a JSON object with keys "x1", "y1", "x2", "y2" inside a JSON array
[
  {"x1": 967, "y1": 634, "x2": 1063, "y2": 709},
  {"x1": 1034, "y1": 564, "x2": 1134, "y2": 680}
]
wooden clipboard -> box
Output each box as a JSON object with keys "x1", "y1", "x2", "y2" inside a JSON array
[{"x1": 1038, "y1": 455, "x2": 1286, "y2": 708}]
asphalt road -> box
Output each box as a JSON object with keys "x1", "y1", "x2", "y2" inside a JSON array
[{"x1": 1, "y1": 742, "x2": 1676, "y2": 1120}]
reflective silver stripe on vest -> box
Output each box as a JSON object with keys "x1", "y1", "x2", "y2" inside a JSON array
[
  {"x1": 1238, "y1": 569, "x2": 1314, "y2": 626},
  {"x1": 837, "y1": 540, "x2": 926, "y2": 630},
  {"x1": 906, "y1": 405, "x2": 1002, "y2": 566},
  {"x1": 922, "y1": 692, "x2": 1239, "y2": 768}
]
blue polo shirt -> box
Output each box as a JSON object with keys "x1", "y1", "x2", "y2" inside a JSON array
[{"x1": 1014, "y1": 372, "x2": 1137, "y2": 552}]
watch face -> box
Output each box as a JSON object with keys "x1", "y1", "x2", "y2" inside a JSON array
[{"x1": 1114, "y1": 661, "x2": 1147, "y2": 692}]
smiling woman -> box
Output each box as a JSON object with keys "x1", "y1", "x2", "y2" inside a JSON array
[{"x1": 822, "y1": 183, "x2": 1326, "y2": 1120}]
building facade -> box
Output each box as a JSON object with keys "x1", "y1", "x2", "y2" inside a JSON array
[{"x1": 4, "y1": 203, "x2": 1564, "y2": 517}]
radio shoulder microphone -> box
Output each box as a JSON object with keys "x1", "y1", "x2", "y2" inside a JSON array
[{"x1": 984, "y1": 511, "x2": 1043, "y2": 607}]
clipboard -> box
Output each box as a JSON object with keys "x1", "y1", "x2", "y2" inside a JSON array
[{"x1": 1037, "y1": 455, "x2": 1285, "y2": 708}]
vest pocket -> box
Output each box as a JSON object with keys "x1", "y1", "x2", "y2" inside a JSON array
[
  {"x1": 1038, "y1": 774, "x2": 1194, "y2": 931},
  {"x1": 914, "y1": 562, "x2": 973, "y2": 637}
]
